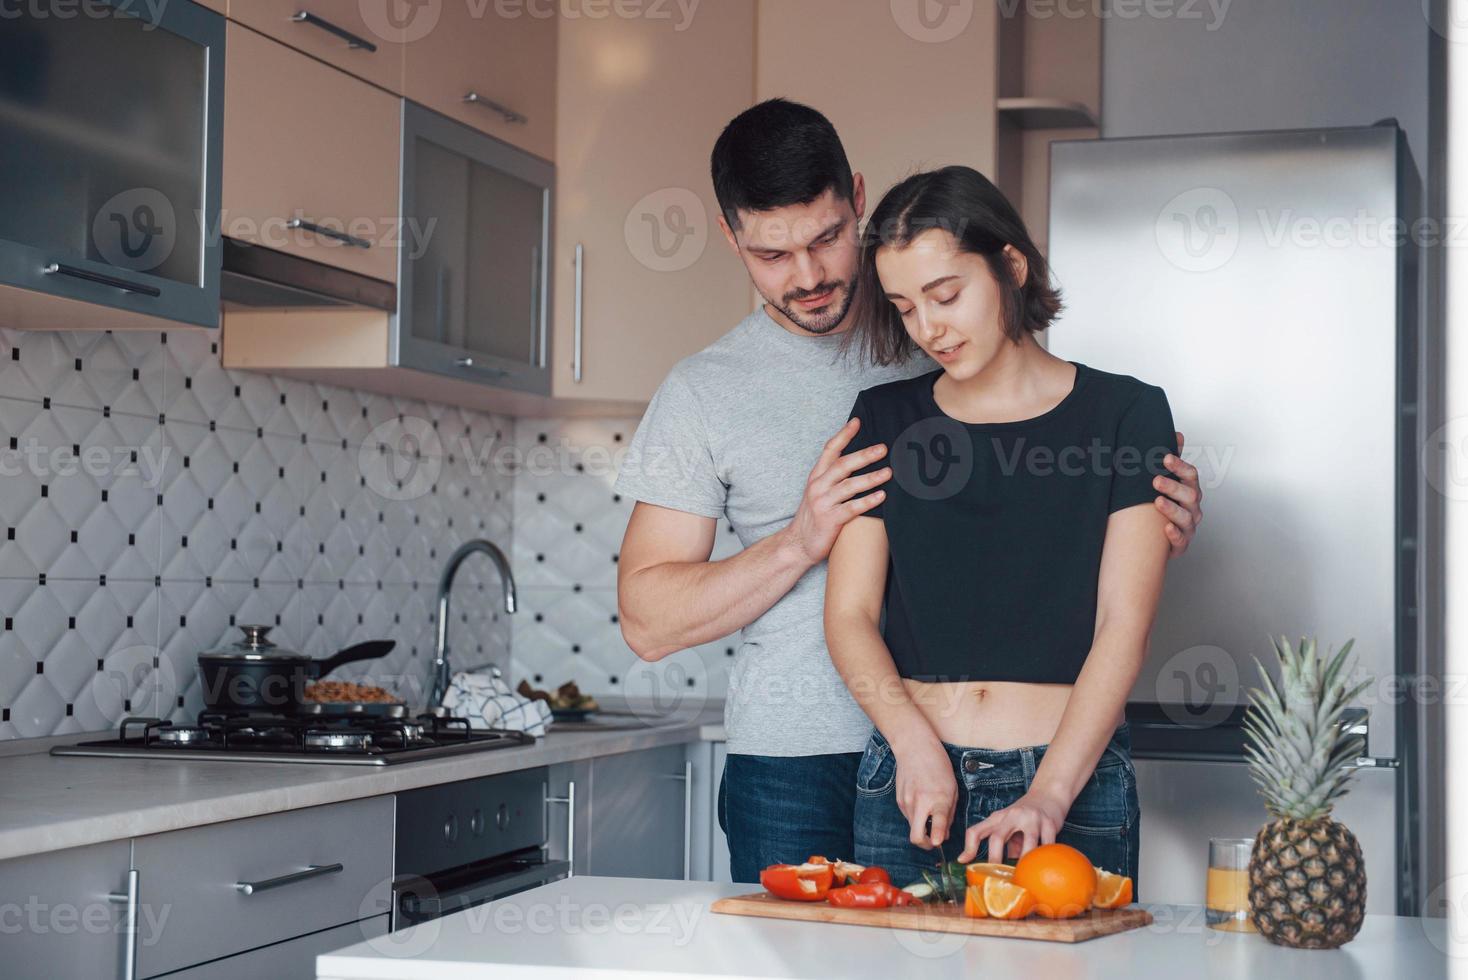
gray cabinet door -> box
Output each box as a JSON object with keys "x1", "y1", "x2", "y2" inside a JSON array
[
  {"x1": 0, "y1": 840, "x2": 132, "y2": 980},
  {"x1": 0, "y1": 0, "x2": 223, "y2": 328},
  {"x1": 546, "y1": 759, "x2": 592, "y2": 876},
  {"x1": 586, "y1": 745, "x2": 689, "y2": 880},
  {"x1": 156, "y1": 915, "x2": 387, "y2": 980},
  {"x1": 396, "y1": 102, "x2": 553, "y2": 394}
]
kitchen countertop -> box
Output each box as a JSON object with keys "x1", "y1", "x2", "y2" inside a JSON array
[
  {"x1": 315, "y1": 876, "x2": 1452, "y2": 980},
  {"x1": 0, "y1": 702, "x2": 726, "y2": 862}
]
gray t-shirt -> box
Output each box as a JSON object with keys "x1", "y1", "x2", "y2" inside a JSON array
[{"x1": 615, "y1": 308, "x2": 930, "y2": 756}]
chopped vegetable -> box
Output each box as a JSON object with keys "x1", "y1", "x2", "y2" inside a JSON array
[
  {"x1": 857, "y1": 867, "x2": 892, "y2": 886},
  {"x1": 827, "y1": 882, "x2": 899, "y2": 908},
  {"x1": 760, "y1": 862, "x2": 834, "y2": 902}
]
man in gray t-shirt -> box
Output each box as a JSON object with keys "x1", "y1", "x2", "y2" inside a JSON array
[{"x1": 614, "y1": 100, "x2": 1204, "y2": 882}]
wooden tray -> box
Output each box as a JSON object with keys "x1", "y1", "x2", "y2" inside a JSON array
[{"x1": 711, "y1": 892, "x2": 1153, "y2": 943}]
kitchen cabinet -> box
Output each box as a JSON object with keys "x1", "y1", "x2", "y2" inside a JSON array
[
  {"x1": 549, "y1": 1, "x2": 756, "y2": 405},
  {"x1": 0, "y1": 0, "x2": 223, "y2": 331},
  {"x1": 222, "y1": 23, "x2": 401, "y2": 285},
  {"x1": 156, "y1": 917, "x2": 387, "y2": 980},
  {"x1": 402, "y1": 0, "x2": 557, "y2": 161},
  {"x1": 585, "y1": 745, "x2": 692, "y2": 880},
  {"x1": 132, "y1": 795, "x2": 393, "y2": 978},
  {"x1": 686, "y1": 740, "x2": 732, "y2": 883},
  {"x1": 0, "y1": 840, "x2": 133, "y2": 980},
  {"x1": 227, "y1": 0, "x2": 405, "y2": 95}
]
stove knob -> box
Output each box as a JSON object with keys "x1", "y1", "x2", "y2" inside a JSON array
[
  {"x1": 443, "y1": 814, "x2": 459, "y2": 844},
  {"x1": 470, "y1": 808, "x2": 485, "y2": 837},
  {"x1": 496, "y1": 803, "x2": 510, "y2": 832}
]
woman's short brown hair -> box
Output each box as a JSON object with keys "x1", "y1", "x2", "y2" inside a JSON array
[{"x1": 848, "y1": 166, "x2": 1063, "y2": 366}]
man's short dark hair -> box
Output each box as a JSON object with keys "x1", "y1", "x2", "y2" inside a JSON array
[{"x1": 710, "y1": 98, "x2": 855, "y2": 230}]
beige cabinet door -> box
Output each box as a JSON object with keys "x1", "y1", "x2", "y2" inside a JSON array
[
  {"x1": 222, "y1": 23, "x2": 401, "y2": 284},
  {"x1": 227, "y1": 0, "x2": 405, "y2": 93},
  {"x1": 551, "y1": 4, "x2": 755, "y2": 404},
  {"x1": 402, "y1": 0, "x2": 557, "y2": 161}
]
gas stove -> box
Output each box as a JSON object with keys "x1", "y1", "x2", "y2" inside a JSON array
[{"x1": 51, "y1": 712, "x2": 534, "y2": 766}]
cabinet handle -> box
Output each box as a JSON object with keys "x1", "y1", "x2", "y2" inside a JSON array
[
  {"x1": 530, "y1": 245, "x2": 541, "y2": 367},
  {"x1": 235, "y1": 862, "x2": 344, "y2": 895},
  {"x1": 546, "y1": 780, "x2": 576, "y2": 878},
  {"x1": 291, "y1": 11, "x2": 378, "y2": 52},
  {"x1": 106, "y1": 868, "x2": 140, "y2": 980},
  {"x1": 572, "y1": 243, "x2": 584, "y2": 383},
  {"x1": 43, "y1": 262, "x2": 161, "y2": 298},
  {"x1": 662, "y1": 762, "x2": 694, "y2": 880},
  {"x1": 453, "y1": 356, "x2": 509, "y2": 378},
  {"x1": 462, "y1": 92, "x2": 527, "y2": 125},
  {"x1": 1348, "y1": 756, "x2": 1401, "y2": 770},
  {"x1": 287, "y1": 218, "x2": 372, "y2": 250}
]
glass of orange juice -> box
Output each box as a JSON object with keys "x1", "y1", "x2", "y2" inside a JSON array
[{"x1": 1205, "y1": 838, "x2": 1255, "y2": 932}]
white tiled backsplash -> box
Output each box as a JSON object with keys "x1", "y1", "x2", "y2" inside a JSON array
[{"x1": 0, "y1": 327, "x2": 734, "y2": 740}]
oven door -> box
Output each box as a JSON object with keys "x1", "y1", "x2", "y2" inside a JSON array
[{"x1": 392, "y1": 852, "x2": 570, "y2": 929}]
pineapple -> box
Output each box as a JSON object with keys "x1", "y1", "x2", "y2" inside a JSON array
[{"x1": 1242, "y1": 636, "x2": 1370, "y2": 949}]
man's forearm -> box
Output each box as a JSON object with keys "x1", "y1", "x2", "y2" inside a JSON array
[{"x1": 619, "y1": 529, "x2": 815, "y2": 661}]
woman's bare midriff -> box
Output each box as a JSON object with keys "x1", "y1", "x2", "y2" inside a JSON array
[{"x1": 903, "y1": 679, "x2": 1123, "y2": 750}]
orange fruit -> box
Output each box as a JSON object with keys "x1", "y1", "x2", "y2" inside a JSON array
[
  {"x1": 982, "y1": 875, "x2": 1037, "y2": 920},
  {"x1": 964, "y1": 883, "x2": 989, "y2": 918},
  {"x1": 1092, "y1": 868, "x2": 1133, "y2": 909},
  {"x1": 1012, "y1": 844, "x2": 1097, "y2": 919},
  {"x1": 964, "y1": 862, "x2": 1015, "y2": 886}
]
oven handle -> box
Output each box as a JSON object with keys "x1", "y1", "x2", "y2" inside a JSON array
[{"x1": 398, "y1": 860, "x2": 570, "y2": 919}]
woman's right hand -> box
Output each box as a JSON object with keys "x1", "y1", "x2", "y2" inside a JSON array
[{"x1": 893, "y1": 737, "x2": 958, "y2": 849}]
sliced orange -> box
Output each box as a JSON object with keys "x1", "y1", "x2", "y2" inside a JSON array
[
  {"x1": 964, "y1": 884, "x2": 989, "y2": 918},
  {"x1": 964, "y1": 862, "x2": 1016, "y2": 885},
  {"x1": 1091, "y1": 868, "x2": 1133, "y2": 909},
  {"x1": 983, "y1": 875, "x2": 1037, "y2": 920}
]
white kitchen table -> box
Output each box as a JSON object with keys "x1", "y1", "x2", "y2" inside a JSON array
[{"x1": 317, "y1": 876, "x2": 1453, "y2": 979}]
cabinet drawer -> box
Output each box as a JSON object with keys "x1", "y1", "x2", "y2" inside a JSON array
[
  {"x1": 0, "y1": 841, "x2": 131, "y2": 980},
  {"x1": 402, "y1": 0, "x2": 556, "y2": 161},
  {"x1": 222, "y1": 23, "x2": 401, "y2": 284},
  {"x1": 227, "y1": 0, "x2": 404, "y2": 93},
  {"x1": 133, "y1": 796, "x2": 393, "y2": 978},
  {"x1": 152, "y1": 916, "x2": 388, "y2": 980}
]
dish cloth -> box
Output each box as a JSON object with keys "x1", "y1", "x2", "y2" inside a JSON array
[{"x1": 442, "y1": 669, "x2": 552, "y2": 736}]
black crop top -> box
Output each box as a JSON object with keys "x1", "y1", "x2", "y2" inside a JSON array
[{"x1": 845, "y1": 362, "x2": 1177, "y2": 685}]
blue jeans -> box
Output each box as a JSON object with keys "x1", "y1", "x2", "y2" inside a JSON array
[
  {"x1": 718, "y1": 752, "x2": 863, "y2": 884},
  {"x1": 852, "y1": 724, "x2": 1141, "y2": 894}
]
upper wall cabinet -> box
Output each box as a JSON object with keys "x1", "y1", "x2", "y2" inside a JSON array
[
  {"x1": 222, "y1": 23, "x2": 402, "y2": 284},
  {"x1": 402, "y1": 0, "x2": 557, "y2": 161},
  {"x1": 227, "y1": 0, "x2": 405, "y2": 94},
  {"x1": 0, "y1": 0, "x2": 224, "y2": 330},
  {"x1": 550, "y1": 1, "x2": 755, "y2": 405}
]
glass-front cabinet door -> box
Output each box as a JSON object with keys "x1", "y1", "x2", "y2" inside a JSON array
[
  {"x1": 397, "y1": 102, "x2": 552, "y2": 394},
  {"x1": 0, "y1": 0, "x2": 224, "y2": 328}
]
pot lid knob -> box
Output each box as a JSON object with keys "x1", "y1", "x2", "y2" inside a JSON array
[{"x1": 237, "y1": 625, "x2": 276, "y2": 650}]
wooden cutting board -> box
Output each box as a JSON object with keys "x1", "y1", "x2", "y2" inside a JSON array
[{"x1": 711, "y1": 892, "x2": 1153, "y2": 943}]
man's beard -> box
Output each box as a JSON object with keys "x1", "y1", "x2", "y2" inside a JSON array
[{"x1": 767, "y1": 279, "x2": 856, "y2": 335}]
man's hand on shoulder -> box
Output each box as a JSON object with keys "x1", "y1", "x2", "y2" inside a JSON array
[
  {"x1": 1155, "y1": 430, "x2": 1203, "y2": 559},
  {"x1": 782, "y1": 417, "x2": 892, "y2": 566}
]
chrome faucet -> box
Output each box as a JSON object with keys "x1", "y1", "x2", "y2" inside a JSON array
[{"x1": 431, "y1": 539, "x2": 517, "y2": 708}]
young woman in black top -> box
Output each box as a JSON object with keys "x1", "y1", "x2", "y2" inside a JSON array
[{"x1": 825, "y1": 166, "x2": 1176, "y2": 889}]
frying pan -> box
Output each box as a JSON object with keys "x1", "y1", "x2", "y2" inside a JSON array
[{"x1": 197, "y1": 625, "x2": 396, "y2": 715}]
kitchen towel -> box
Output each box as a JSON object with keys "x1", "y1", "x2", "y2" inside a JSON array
[{"x1": 442, "y1": 669, "x2": 553, "y2": 735}]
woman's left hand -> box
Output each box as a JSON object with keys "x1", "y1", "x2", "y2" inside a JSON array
[
  {"x1": 1155, "y1": 431, "x2": 1203, "y2": 559},
  {"x1": 956, "y1": 787, "x2": 1071, "y2": 864}
]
